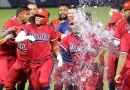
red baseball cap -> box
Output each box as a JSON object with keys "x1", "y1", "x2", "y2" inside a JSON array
[{"x1": 109, "y1": 12, "x2": 123, "y2": 24}]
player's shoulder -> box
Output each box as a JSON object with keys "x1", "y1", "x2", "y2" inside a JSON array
[
  {"x1": 62, "y1": 33, "x2": 73, "y2": 40},
  {"x1": 4, "y1": 19, "x2": 13, "y2": 26},
  {"x1": 51, "y1": 18, "x2": 60, "y2": 24},
  {"x1": 57, "y1": 21, "x2": 69, "y2": 28},
  {"x1": 60, "y1": 20, "x2": 69, "y2": 25},
  {"x1": 2, "y1": 19, "x2": 14, "y2": 31},
  {"x1": 50, "y1": 18, "x2": 60, "y2": 29},
  {"x1": 4, "y1": 18, "x2": 18, "y2": 26},
  {"x1": 44, "y1": 24, "x2": 55, "y2": 30},
  {"x1": 117, "y1": 19, "x2": 127, "y2": 26},
  {"x1": 45, "y1": 24, "x2": 52, "y2": 27}
]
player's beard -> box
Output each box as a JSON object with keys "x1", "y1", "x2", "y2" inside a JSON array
[{"x1": 59, "y1": 14, "x2": 68, "y2": 21}]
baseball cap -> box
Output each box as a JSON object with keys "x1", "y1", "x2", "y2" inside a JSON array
[{"x1": 109, "y1": 12, "x2": 123, "y2": 24}]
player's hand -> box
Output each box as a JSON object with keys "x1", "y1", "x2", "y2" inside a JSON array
[
  {"x1": 0, "y1": 36, "x2": 8, "y2": 44},
  {"x1": 93, "y1": 62, "x2": 98, "y2": 73},
  {"x1": 57, "y1": 54, "x2": 63, "y2": 67},
  {"x1": 98, "y1": 22, "x2": 104, "y2": 27},
  {"x1": 94, "y1": 57, "x2": 100, "y2": 66},
  {"x1": 113, "y1": 39, "x2": 120, "y2": 46},
  {"x1": 8, "y1": 26, "x2": 18, "y2": 32},
  {"x1": 28, "y1": 36, "x2": 35, "y2": 42},
  {"x1": 114, "y1": 74, "x2": 121, "y2": 83}
]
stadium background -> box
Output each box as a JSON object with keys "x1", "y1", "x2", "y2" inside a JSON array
[{"x1": 0, "y1": 0, "x2": 127, "y2": 90}]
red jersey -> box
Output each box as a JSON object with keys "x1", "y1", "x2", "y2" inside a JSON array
[
  {"x1": 16, "y1": 25, "x2": 30, "y2": 60},
  {"x1": 0, "y1": 18, "x2": 20, "y2": 57},
  {"x1": 59, "y1": 33, "x2": 100, "y2": 63},
  {"x1": 23, "y1": 24, "x2": 58, "y2": 61},
  {"x1": 114, "y1": 19, "x2": 128, "y2": 40},
  {"x1": 120, "y1": 33, "x2": 130, "y2": 68},
  {"x1": 50, "y1": 18, "x2": 60, "y2": 29}
]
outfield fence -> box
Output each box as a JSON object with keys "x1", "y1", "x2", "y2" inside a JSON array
[{"x1": 0, "y1": 0, "x2": 127, "y2": 8}]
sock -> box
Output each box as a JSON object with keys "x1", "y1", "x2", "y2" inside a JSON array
[
  {"x1": 109, "y1": 82, "x2": 115, "y2": 90},
  {"x1": 42, "y1": 86, "x2": 50, "y2": 90},
  {"x1": 0, "y1": 84, "x2": 3, "y2": 90},
  {"x1": 17, "y1": 83, "x2": 25, "y2": 90}
]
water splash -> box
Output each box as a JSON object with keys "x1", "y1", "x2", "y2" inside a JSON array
[
  {"x1": 61, "y1": 3, "x2": 119, "y2": 90},
  {"x1": 79, "y1": 0, "x2": 107, "y2": 6}
]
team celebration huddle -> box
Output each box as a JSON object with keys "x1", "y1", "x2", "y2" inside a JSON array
[{"x1": 0, "y1": 0, "x2": 130, "y2": 90}]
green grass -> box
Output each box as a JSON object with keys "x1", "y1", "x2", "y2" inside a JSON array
[
  {"x1": 0, "y1": 7, "x2": 110, "y2": 29},
  {"x1": 0, "y1": 7, "x2": 110, "y2": 90}
]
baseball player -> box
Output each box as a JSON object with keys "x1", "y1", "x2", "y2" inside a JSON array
[
  {"x1": 53, "y1": 5, "x2": 77, "y2": 90},
  {"x1": 0, "y1": 5, "x2": 30, "y2": 90},
  {"x1": 114, "y1": 32, "x2": 130, "y2": 90},
  {"x1": 3, "y1": 4, "x2": 38, "y2": 90},
  {"x1": 13, "y1": 8, "x2": 63, "y2": 90},
  {"x1": 113, "y1": 1, "x2": 130, "y2": 47},
  {"x1": 59, "y1": 21, "x2": 105, "y2": 90},
  {"x1": 50, "y1": 2, "x2": 70, "y2": 90},
  {"x1": 105, "y1": 12, "x2": 123, "y2": 90},
  {"x1": 4, "y1": 24, "x2": 34, "y2": 90}
]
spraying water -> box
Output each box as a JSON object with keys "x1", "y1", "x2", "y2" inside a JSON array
[{"x1": 61, "y1": 1, "x2": 120, "y2": 90}]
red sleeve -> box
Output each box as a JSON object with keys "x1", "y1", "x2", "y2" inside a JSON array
[
  {"x1": 114, "y1": 24, "x2": 121, "y2": 40},
  {"x1": 49, "y1": 26, "x2": 58, "y2": 41},
  {"x1": 120, "y1": 35, "x2": 129, "y2": 55},
  {"x1": 59, "y1": 36, "x2": 69, "y2": 51},
  {"x1": 56, "y1": 31, "x2": 62, "y2": 39},
  {"x1": 2, "y1": 20, "x2": 13, "y2": 32},
  {"x1": 50, "y1": 19, "x2": 60, "y2": 29}
]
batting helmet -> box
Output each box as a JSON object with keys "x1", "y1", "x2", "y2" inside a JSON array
[
  {"x1": 124, "y1": 1, "x2": 130, "y2": 10},
  {"x1": 35, "y1": 8, "x2": 49, "y2": 24}
]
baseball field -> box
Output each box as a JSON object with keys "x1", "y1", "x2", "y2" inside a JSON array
[{"x1": 0, "y1": 6, "x2": 110, "y2": 90}]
